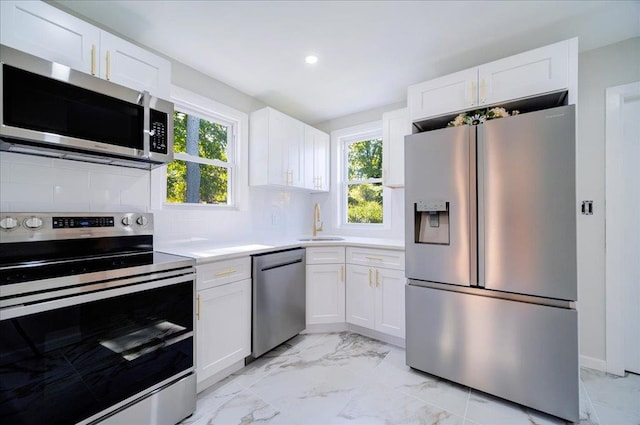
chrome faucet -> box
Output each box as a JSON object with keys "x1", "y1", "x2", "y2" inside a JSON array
[{"x1": 313, "y1": 202, "x2": 323, "y2": 236}]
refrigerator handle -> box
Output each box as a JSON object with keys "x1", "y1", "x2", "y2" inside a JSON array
[
  {"x1": 469, "y1": 128, "x2": 478, "y2": 286},
  {"x1": 476, "y1": 127, "x2": 485, "y2": 287}
]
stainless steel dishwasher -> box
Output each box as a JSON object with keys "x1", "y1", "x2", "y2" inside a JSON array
[{"x1": 251, "y1": 248, "x2": 306, "y2": 358}]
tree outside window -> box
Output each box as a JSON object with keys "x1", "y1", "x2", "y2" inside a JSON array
[
  {"x1": 167, "y1": 110, "x2": 234, "y2": 205},
  {"x1": 344, "y1": 136, "x2": 383, "y2": 224}
]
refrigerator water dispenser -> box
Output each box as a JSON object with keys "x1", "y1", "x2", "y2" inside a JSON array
[{"x1": 415, "y1": 200, "x2": 449, "y2": 244}]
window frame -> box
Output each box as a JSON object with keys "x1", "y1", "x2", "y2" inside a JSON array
[
  {"x1": 159, "y1": 86, "x2": 248, "y2": 210},
  {"x1": 337, "y1": 125, "x2": 388, "y2": 228},
  {"x1": 169, "y1": 106, "x2": 236, "y2": 207}
]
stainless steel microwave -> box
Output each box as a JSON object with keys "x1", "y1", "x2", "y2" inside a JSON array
[{"x1": 0, "y1": 45, "x2": 174, "y2": 169}]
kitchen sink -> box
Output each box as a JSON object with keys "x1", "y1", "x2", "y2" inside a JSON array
[{"x1": 298, "y1": 237, "x2": 345, "y2": 242}]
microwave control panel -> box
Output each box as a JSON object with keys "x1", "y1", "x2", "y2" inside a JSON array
[{"x1": 150, "y1": 109, "x2": 168, "y2": 154}]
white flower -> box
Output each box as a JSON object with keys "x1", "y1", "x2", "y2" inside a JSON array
[
  {"x1": 468, "y1": 114, "x2": 486, "y2": 125},
  {"x1": 489, "y1": 107, "x2": 509, "y2": 118}
]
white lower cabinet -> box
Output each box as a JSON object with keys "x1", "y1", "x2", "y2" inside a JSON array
[
  {"x1": 306, "y1": 264, "x2": 345, "y2": 324},
  {"x1": 346, "y1": 264, "x2": 406, "y2": 339},
  {"x1": 306, "y1": 247, "x2": 346, "y2": 325},
  {"x1": 196, "y1": 258, "x2": 251, "y2": 387}
]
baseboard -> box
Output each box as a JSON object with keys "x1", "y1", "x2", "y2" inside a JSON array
[
  {"x1": 303, "y1": 323, "x2": 348, "y2": 333},
  {"x1": 346, "y1": 323, "x2": 406, "y2": 348},
  {"x1": 580, "y1": 355, "x2": 606, "y2": 372}
]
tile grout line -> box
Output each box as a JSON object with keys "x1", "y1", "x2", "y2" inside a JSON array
[
  {"x1": 580, "y1": 378, "x2": 602, "y2": 425},
  {"x1": 462, "y1": 387, "x2": 472, "y2": 423}
]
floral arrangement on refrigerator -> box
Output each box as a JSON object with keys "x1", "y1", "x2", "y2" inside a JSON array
[{"x1": 447, "y1": 107, "x2": 519, "y2": 127}]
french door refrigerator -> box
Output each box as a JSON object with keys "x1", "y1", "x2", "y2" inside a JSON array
[{"x1": 404, "y1": 105, "x2": 578, "y2": 423}]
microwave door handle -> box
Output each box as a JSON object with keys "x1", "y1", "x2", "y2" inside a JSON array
[{"x1": 142, "y1": 91, "x2": 151, "y2": 157}]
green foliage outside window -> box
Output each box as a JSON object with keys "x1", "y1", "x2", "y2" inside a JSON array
[
  {"x1": 167, "y1": 111, "x2": 231, "y2": 205},
  {"x1": 346, "y1": 138, "x2": 383, "y2": 224}
]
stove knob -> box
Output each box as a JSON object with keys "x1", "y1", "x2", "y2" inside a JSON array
[
  {"x1": 121, "y1": 216, "x2": 133, "y2": 226},
  {"x1": 136, "y1": 216, "x2": 148, "y2": 226},
  {"x1": 0, "y1": 217, "x2": 18, "y2": 230},
  {"x1": 24, "y1": 216, "x2": 43, "y2": 229}
]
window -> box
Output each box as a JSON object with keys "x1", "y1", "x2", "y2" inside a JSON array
[
  {"x1": 166, "y1": 108, "x2": 236, "y2": 205},
  {"x1": 342, "y1": 130, "x2": 384, "y2": 224}
]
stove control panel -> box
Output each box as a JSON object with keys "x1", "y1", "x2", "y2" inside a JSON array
[{"x1": 0, "y1": 212, "x2": 153, "y2": 242}]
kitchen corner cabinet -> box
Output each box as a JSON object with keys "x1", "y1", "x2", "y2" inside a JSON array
[
  {"x1": 345, "y1": 248, "x2": 406, "y2": 338},
  {"x1": 250, "y1": 107, "x2": 305, "y2": 188},
  {"x1": 306, "y1": 247, "x2": 346, "y2": 324},
  {"x1": 304, "y1": 126, "x2": 330, "y2": 192},
  {"x1": 0, "y1": 0, "x2": 171, "y2": 99},
  {"x1": 408, "y1": 39, "x2": 572, "y2": 122},
  {"x1": 196, "y1": 257, "x2": 251, "y2": 385},
  {"x1": 382, "y1": 107, "x2": 410, "y2": 188},
  {"x1": 250, "y1": 107, "x2": 330, "y2": 191}
]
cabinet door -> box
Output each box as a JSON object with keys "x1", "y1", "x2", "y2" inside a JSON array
[
  {"x1": 345, "y1": 264, "x2": 375, "y2": 329},
  {"x1": 99, "y1": 32, "x2": 171, "y2": 99},
  {"x1": 304, "y1": 127, "x2": 330, "y2": 192},
  {"x1": 0, "y1": 0, "x2": 100, "y2": 75},
  {"x1": 196, "y1": 279, "x2": 251, "y2": 383},
  {"x1": 285, "y1": 118, "x2": 306, "y2": 188},
  {"x1": 382, "y1": 108, "x2": 410, "y2": 188},
  {"x1": 408, "y1": 67, "x2": 478, "y2": 122},
  {"x1": 306, "y1": 264, "x2": 345, "y2": 324},
  {"x1": 374, "y1": 268, "x2": 406, "y2": 338},
  {"x1": 479, "y1": 40, "x2": 568, "y2": 106}
]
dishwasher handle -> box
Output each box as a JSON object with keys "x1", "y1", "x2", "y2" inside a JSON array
[{"x1": 260, "y1": 258, "x2": 303, "y2": 272}]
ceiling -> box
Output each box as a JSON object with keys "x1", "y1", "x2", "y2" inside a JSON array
[{"x1": 55, "y1": 1, "x2": 640, "y2": 125}]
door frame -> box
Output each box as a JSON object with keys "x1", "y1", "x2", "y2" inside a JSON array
[{"x1": 605, "y1": 81, "x2": 640, "y2": 376}]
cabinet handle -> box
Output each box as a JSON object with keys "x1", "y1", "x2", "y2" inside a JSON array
[
  {"x1": 368, "y1": 269, "x2": 373, "y2": 287},
  {"x1": 90, "y1": 45, "x2": 96, "y2": 75},
  {"x1": 105, "y1": 51, "x2": 111, "y2": 80},
  {"x1": 480, "y1": 79, "x2": 487, "y2": 103},
  {"x1": 340, "y1": 265, "x2": 344, "y2": 282},
  {"x1": 215, "y1": 269, "x2": 237, "y2": 277},
  {"x1": 470, "y1": 81, "x2": 477, "y2": 106},
  {"x1": 376, "y1": 269, "x2": 380, "y2": 288},
  {"x1": 365, "y1": 256, "x2": 383, "y2": 262},
  {"x1": 196, "y1": 294, "x2": 201, "y2": 320}
]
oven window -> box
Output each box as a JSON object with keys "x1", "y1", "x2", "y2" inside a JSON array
[
  {"x1": 0, "y1": 280, "x2": 193, "y2": 425},
  {"x1": 3, "y1": 65, "x2": 143, "y2": 149}
]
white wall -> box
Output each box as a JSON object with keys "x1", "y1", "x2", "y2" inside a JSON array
[
  {"x1": 0, "y1": 152, "x2": 149, "y2": 212},
  {"x1": 577, "y1": 36, "x2": 640, "y2": 365}
]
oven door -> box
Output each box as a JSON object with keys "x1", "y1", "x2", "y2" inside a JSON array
[{"x1": 0, "y1": 275, "x2": 194, "y2": 425}]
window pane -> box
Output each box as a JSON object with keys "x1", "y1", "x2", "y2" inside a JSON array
[
  {"x1": 348, "y1": 138, "x2": 382, "y2": 180},
  {"x1": 167, "y1": 160, "x2": 229, "y2": 205},
  {"x1": 173, "y1": 111, "x2": 228, "y2": 161},
  {"x1": 347, "y1": 183, "x2": 383, "y2": 224}
]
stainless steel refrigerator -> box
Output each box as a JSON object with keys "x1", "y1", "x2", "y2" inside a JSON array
[{"x1": 404, "y1": 105, "x2": 578, "y2": 422}]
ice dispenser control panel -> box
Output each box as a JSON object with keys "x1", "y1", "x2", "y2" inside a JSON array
[{"x1": 415, "y1": 201, "x2": 450, "y2": 245}]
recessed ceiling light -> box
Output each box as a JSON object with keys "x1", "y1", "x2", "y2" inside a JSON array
[{"x1": 305, "y1": 55, "x2": 318, "y2": 64}]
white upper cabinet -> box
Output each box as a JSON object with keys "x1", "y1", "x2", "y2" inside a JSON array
[
  {"x1": 250, "y1": 107, "x2": 304, "y2": 188},
  {"x1": 100, "y1": 32, "x2": 171, "y2": 99},
  {"x1": 408, "y1": 38, "x2": 575, "y2": 123},
  {"x1": 478, "y1": 40, "x2": 569, "y2": 107},
  {"x1": 1, "y1": 1, "x2": 171, "y2": 99},
  {"x1": 408, "y1": 68, "x2": 478, "y2": 123},
  {"x1": 1, "y1": 0, "x2": 99, "y2": 74},
  {"x1": 382, "y1": 107, "x2": 411, "y2": 188},
  {"x1": 250, "y1": 106, "x2": 329, "y2": 191},
  {"x1": 304, "y1": 126, "x2": 330, "y2": 192}
]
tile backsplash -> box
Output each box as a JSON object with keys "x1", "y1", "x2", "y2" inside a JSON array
[{"x1": 0, "y1": 152, "x2": 150, "y2": 212}]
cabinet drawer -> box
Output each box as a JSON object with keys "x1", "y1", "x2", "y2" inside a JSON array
[
  {"x1": 346, "y1": 247, "x2": 404, "y2": 270},
  {"x1": 306, "y1": 246, "x2": 346, "y2": 264},
  {"x1": 196, "y1": 257, "x2": 251, "y2": 290}
]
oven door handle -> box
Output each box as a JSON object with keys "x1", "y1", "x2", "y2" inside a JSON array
[{"x1": 0, "y1": 273, "x2": 194, "y2": 320}]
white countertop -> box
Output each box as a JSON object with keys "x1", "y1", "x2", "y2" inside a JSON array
[{"x1": 156, "y1": 236, "x2": 404, "y2": 264}]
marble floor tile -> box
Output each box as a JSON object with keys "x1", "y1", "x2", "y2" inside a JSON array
[{"x1": 184, "y1": 332, "x2": 640, "y2": 425}]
